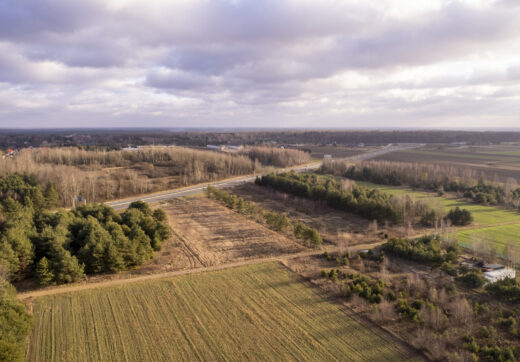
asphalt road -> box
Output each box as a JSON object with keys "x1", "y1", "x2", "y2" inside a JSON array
[{"x1": 106, "y1": 144, "x2": 421, "y2": 210}]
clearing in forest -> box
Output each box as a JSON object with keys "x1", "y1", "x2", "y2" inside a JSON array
[{"x1": 27, "y1": 262, "x2": 421, "y2": 362}]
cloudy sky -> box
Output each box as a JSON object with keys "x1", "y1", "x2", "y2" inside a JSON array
[{"x1": 0, "y1": 0, "x2": 519, "y2": 129}]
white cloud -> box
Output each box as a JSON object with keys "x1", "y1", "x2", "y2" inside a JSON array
[{"x1": 0, "y1": 0, "x2": 519, "y2": 128}]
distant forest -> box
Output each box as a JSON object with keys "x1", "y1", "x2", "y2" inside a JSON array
[{"x1": 2, "y1": 129, "x2": 520, "y2": 149}]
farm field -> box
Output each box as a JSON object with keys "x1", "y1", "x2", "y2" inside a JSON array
[
  {"x1": 456, "y1": 224, "x2": 520, "y2": 250},
  {"x1": 355, "y1": 181, "x2": 520, "y2": 225},
  {"x1": 231, "y1": 183, "x2": 379, "y2": 245},
  {"x1": 351, "y1": 180, "x2": 520, "y2": 253},
  {"x1": 375, "y1": 144, "x2": 520, "y2": 182},
  {"x1": 162, "y1": 196, "x2": 305, "y2": 267},
  {"x1": 27, "y1": 262, "x2": 420, "y2": 362}
]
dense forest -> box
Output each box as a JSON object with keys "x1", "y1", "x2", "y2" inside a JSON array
[
  {"x1": 0, "y1": 174, "x2": 170, "y2": 284},
  {"x1": 255, "y1": 172, "x2": 436, "y2": 224},
  {"x1": 322, "y1": 160, "x2": 520, "y2": 209},
  {"x1": 2, "y1": 129, "x2": 520, "y2": 149}
]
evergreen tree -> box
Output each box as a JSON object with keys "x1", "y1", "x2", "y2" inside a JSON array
[
  {"x1": 43, "y1": 182, "x2": 60, "y2": 209},
  {"x1": 35, "y1": 257, "x2": 54, "y2": 286}
]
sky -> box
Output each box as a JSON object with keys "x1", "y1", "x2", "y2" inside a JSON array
[{"x1": 0, "y1": 0, "x2": 519, "y2": 129}]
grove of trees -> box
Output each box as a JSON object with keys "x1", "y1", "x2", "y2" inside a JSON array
[
  {"x1": 382, "y1": 235, "x2": 459, "y2": 265},
  {"x1": 255, "y1": 172, "x2": 435, "y2": 224},
  {"x1": 0, "y1": 174, "x2": 171, "y2": 285},
  {"x1": 241, "y1": 146, "x2": 310, "y2": 167},
  {"x1": 0, "y1": 146, "x2": 312, "y2": 208},
  {"x1": 321, "y1": 160, "x2": 520, "y2": 209}
]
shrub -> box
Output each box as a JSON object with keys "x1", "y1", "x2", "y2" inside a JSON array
[
  {"x1": 441, "y1": 262, "x2": 457, "y2": 276},
  {"x1": 486, "y1": 278, "x2": 520, "y2": 302},
  {"x1": 382, "y1": 235, "x2": 454, "y2": 265},
  {"x1": 457, "y1": 269, "x2": 486, "y2": 288},
  {"x1": 447, "y1": 207, "x2": 473, "y2": 226}
]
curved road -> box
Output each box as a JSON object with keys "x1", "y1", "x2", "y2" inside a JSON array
[{"x1": 106, "y1": 144, "x2": 422, "y2": 209}]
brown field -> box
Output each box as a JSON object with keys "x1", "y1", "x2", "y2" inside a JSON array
[
  {"x1": 376, "y1": 144, "x2": 520, "y2": 182},
  {"x1": 27, "y1": 262, "x2": 421, "y2": 362},
  {"x1": 161, "y1": 196, "x2": 305, "y2": 268},
  {"x1": 230, "y1": 183, "x2": 401, "y2": 246},
  {"x1": 291, "y1": 144, "x2": 378, "y2": 159}
]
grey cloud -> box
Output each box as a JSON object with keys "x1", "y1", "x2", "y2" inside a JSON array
[
  {"x1": 0, "y1": 0, "x2": 103, "y2": 40},
  {"x1": 145, "y1": 68, "x2": 216, "y2": 90},
  {"x1": 0, "y1": 0, "x2": 519, "y2": 128}
]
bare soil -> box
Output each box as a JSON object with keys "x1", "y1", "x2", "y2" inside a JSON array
[
  {"x1": 162, "y1": 196, "x2": 305, "y2": 266},
  {"x1": 231, "y1": 183, "x2": 408, "y2": 245}
]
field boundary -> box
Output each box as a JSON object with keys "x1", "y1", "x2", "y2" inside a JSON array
[{"x1": 18, "y1": 240, "x2": 386, "y2": 300}]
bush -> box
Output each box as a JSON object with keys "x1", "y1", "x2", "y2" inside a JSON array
[
  {"x1": 447, "y1": 207, "x2": 473, "y2": 226},
  {"x1": 346, "y1": 275, "x2": 385, "y2": 304},
  {"x1": 441, "y1": 262, "x2": 457, "y2": 276},
  {"x1": 382, "y1": 235, "x2": 454, "y2": 265},
  {"x1": 486, "y1": 278, "x2": 520, "y2": 302},
  {"x1": 457, "y1": 269, "x2": 486, "y2": 288}
]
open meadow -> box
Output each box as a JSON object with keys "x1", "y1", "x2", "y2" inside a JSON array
[{"x1": 26, "y1": 262, "x2": 420, "y2": 362}]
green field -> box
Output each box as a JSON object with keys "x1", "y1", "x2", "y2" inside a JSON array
[
  {"x1": 353, "y1": 180, "x2": 520, "y2": 253},
  {"x1": 27, "y1": 263, "x2": 419, "y2": 362},
  {"x1": 457, "y1": 224, "x2": 520, "y2": 251},
  {"x1": 356, "y1": 181, "x2": 520, "y2": 225}
]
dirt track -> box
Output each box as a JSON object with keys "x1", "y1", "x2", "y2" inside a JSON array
[{"x1": 18, "y1": 241, "x2": 384, "y2": 300}]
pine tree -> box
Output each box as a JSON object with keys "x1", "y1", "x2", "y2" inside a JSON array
[
  {"x1": 35, "y1": 257, "x2": 54, "y2": 286},
  {"x1": 43, "y1": 182, "x2": 60, "y2": 209}
]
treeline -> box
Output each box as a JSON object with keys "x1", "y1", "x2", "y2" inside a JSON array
[
  {"x1": 240, "y1": 146, "x2": 310, "y2": 167},
  {"x1": 0, "y1": 279, "x2": 33, "y2": 361},
  {"x1": 3, "y1": 129, "x2": 520, "y2": 149},
  {"x1": 322, "y1": 160, "x2": 520, "y2": 209},
  {"x1": 1, "y1": 147, "x2": 256, "y2": 206},
  {"x1": 207, "y1": 186, "x2": 322, "y2": 247},
  {"x1": 0, "y1": 146, "x2": 312, "y2": 207},
  {"x1": 0, "y1": 174, "x2": 170, "y2": 284},
  {"x1": 382, "y1": 235, "x2": 459, "y2": 265},
  {"x1": 255, "y1": 172, "x2": 434, "y2": 224}
]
